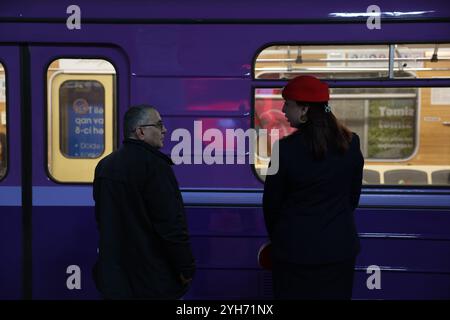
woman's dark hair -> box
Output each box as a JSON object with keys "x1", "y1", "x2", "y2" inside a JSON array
[{"x1": 296, "y1": 101, "x2": 352, "y2": 160}]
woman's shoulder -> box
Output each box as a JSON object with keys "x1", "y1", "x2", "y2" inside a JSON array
[
  {"x1": 350, "y1": 132, "x2": 361, "y2": 146},
  {"x1": 276, "y1": 132, "x2": 307, "y2": 158},
  {"x1": 278, "y1": 130, "x2": 303, "y2": 147}
]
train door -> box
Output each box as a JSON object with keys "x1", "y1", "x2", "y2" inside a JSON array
[
  {"x1": 0, "y1": 45, "x2": 22, "y2": 299},
  {"x1": 24, "y1": 45, "x2": 128, "y2": 299}
]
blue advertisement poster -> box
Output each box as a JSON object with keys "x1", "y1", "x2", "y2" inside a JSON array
[{"x1": 60, "y1": 80, "x2": 105, "y2": 158}]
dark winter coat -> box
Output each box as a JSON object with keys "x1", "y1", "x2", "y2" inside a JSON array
[
  {"x1": 93, "y1": 138, "x2": 195, "y2": 299},
  {"x1": 263, "y1": 130, "x2": 364, "y2": 265}
]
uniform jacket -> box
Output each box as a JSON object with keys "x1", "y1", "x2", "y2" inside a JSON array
[
  {"x1": 263, "y1": 129, "x2": 364, "y2": 265},
  {"x1": 93, "y1": 138, "x2": 195, "y2": 299}
]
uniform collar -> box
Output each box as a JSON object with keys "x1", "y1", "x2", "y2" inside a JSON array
[
  {"x1": 123, "y1": 138, "x2": 174, "y2": 165},
  {"x1": 292, "y1": 121, "x2": 312, "y2": 135}
]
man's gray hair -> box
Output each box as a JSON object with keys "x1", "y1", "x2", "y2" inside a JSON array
[{"x1": 123, "y1": 105, "x2": 157, "y2": 138}]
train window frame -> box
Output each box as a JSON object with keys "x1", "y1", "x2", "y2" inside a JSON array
[
  {"x1": 0, "y1": 60, "x2": 8, "y2": 181},
  {"x1": 47, "y1": 58, "x2": 116, "y2": 183},
  {"x1": 252, "y1": 43, "x2": 450, "y2": 187}
]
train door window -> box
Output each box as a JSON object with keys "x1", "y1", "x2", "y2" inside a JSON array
[
  {"x1": 0, "y1": 62, "x2": 6, "y2": 179},
  {"x1": 47, "y1": 59, "x2": 116, "y2": 183},
  {"x1": 254, "y1": 44, "x2": 450, "y2": 186}
]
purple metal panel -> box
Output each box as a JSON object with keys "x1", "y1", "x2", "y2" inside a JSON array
[
  {"x1": 32, "y1": 206, "x2": 100, "y2": 299},
  {"x1": 184, "y1": 270, "x2": 265, "y2": 300},
  {"x1": 186, "y1": 269, "x2": 450, "y2": 299},
  {"x1": 1, "y1": 0, "x2": 449, "y2": 20},
  {"x1": 159, "y1": 116, "x2": 263, "y2": 188},
  {"x1": 174, "y1": 164, "x2": 262, "y2": 189},
  {"x1": 133, "y1": 78, "x2": 260, "y2": 188},
  {"x1": 353, "y1": 271, "x2": 450, "y2": 299},
  {"x1": 185, "y1": 208, "x2": 450, "y2": 271},
  {"x1": 24, "y1": 196, "x2": 450, "y2": 298},
  {"x1": 161, "y1": 118, "x2": 252, "y2": 151},
  {"x1": 0, "y1": 207, "x2": 21, "y2": 299},
  {"x1": 24, "y1": 205, "x2": 450, "y2": 299},
  {"x1": 128, "y1": 23, "x2": 450, "y2": 77},
  {"x1": 133, "y1": 78, "x2": 251, "y2": 116},
  {"x1": 186, "y1": 208, "x2": 450, "y2": 236},
  {"x1": 357, "y1": 209, "x2": 450, "y2": 235},
  {"x1": 358, "y1": 237, "x2": 450, "y2": 272},
  {"x1": 184, "y1": 207, "x2": 450, "y2": 299},
  {"x1": 198, "y1": 269, "x2": 450, "y2": 300},
  {"x1": 186, "y1": 208, "x2": 266, "y2": 236},
  {"x1": 1, "y1": 23, "x2": 450, "y2": 77},
  {"x1": 191, "y1": 237, "x2": 265, "y2": 269}
]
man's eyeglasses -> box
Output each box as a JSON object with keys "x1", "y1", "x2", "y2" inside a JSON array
[{"x1": 137, "y1": 121, "x2": 165, "y2": 131}]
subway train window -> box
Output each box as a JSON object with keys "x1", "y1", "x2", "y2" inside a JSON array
[
  {"x1": 47, "y1": 59, "x2": 116, "y2": 183},
  {"x1": 255, "y1": 44, "x2": 450, "y2": 80},
  {"x1": 0, "y1": 62, "x2": 6, "y2": 179},
  {"x1": 253, "y1": 44, "x2": 450, "y2": 186},
  {"x1": 254, "y1": 44, "x2": 450, "y2": 186}
]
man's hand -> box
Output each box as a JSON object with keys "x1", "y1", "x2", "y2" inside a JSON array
[{"x1": 180, "y1": 273, "x2": 192, "y2": 286}]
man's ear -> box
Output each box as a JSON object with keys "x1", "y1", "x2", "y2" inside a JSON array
[{"x1": 135, "y1": 128, "x2": 144, "y2": 140}]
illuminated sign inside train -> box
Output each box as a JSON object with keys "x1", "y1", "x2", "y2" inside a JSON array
[
  {"x1": 60, "y1": 80, "x2": 105, "y2": 158},
  {"x1": 368, "y1": 99, "x2": 416, "y2": 159}
]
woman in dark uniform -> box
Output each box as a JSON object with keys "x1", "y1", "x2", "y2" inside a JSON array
[{"x1": 263, "y1": 75, "x2": 364, "y2": 300}]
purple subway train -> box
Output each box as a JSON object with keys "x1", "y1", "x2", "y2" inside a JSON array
[{"x1": 1, "y1": 0, "x2": 450, "y2": 300}]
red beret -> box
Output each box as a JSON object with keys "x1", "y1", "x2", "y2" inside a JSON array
[{"x1": 282, "y1": 75, "x2": 329, "y2": 102}]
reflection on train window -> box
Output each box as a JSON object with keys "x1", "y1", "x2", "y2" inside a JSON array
[
  {"x1": 254, "y1": 86, "x2": 450, "y2": 186},
  {"x1": 255, "y1": 44, "x2": 450, "y2": 80},
  {"x1": 48, "y1": 59, "x2": 116, "y2": 183},
  {"x1": 0, "y1": 62, "x2": 6, "y2": 179}
]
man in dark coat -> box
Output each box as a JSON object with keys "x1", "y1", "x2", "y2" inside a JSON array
[{"x1": 93, "y1": 105, "x2": 195, "y2": 299}]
